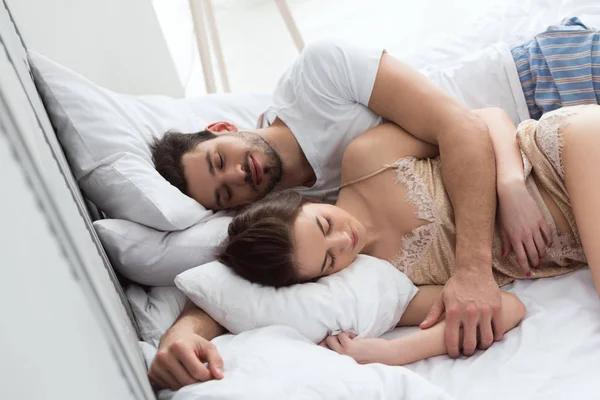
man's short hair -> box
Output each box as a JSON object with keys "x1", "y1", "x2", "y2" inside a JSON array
[{"x1": 150, "y1": 130, "x2": 217, "y2": 195}]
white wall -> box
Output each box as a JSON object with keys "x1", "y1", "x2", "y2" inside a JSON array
[{"x1": 6, "y1": 0, "x2": 183, "y2": 96}]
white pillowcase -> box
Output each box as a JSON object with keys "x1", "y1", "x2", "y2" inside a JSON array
[
  {"x1": 174, "y1": 255, "x2": 419, "y2": 343},
  {"x1": 126, "y1": 285, "x2": 187, "y2": 347},
  {"x1": 94, "y1": 213, "x2": 232, "y2": 286},
  {"x1": 29, "y1": 51, "x2": 271, "y2": 231}
]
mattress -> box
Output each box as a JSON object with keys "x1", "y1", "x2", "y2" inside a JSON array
[{"x1": 133, "y1": 0, "x2": 600, "y2": 399}]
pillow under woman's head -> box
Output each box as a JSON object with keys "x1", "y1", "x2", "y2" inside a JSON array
[{"x1": 218, "y1": 190, "x2": 369, "y2": 287}]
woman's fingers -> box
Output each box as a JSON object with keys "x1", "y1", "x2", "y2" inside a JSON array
[
  {"x1": 513, "y1": 241, "x2": 531, "y2": 277},
  {"x1": 524, "y1": 236, "x2": 540, "y2": 270},
  {"x1": 540, "y1": 219, "x2": 553, "y2": 247},
  {"x1": 533, "y1": 229, "x2": 546, "y2": 267},
  {"x1": 325, "y1": 335, "x2": 344, "y2": 353}
]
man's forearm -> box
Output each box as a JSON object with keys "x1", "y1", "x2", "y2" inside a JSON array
[
  {"x1": 440, "y1": 110, "x2": 496, "y2": 270},
  {"x1": 170, "y1": 301, "x2": 225, "y2": 340}
]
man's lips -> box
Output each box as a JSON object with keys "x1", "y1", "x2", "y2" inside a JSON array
[{"x1": 250, "y1": 156, "x2": 263, "y2": 186}]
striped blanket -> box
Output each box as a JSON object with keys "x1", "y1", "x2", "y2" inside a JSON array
[{"x1": 511, "y1": 17, "x2": 600, "y2": 119}]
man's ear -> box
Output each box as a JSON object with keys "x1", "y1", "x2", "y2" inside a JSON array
[{"x1": 205, "y1": 121, "x2": 239, "y2": 134}]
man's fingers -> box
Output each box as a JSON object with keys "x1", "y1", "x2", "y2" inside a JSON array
[
  {"x1": 492, "y1": 305, "x2": 505, "y2": 341},
  {"x1": 153, "y1": 367, "x2": 183, "y2": 391},
  {"x1": 148, "y1": 372, "x2": 169, "y2": 391},
  {"x1": 174, "y1": 343, "x2": 213, "y2": 382},
  {"x1": 477, "y1": 311, "x2": 494, "y2": 350},
  {"x1": 461, "y1": 307, "x2": 478, "y2": 357},
  {"x1": 163, "y1": 355, "x2": 199, "y2": 388},
  {"x1": 420, "y1": 295, "x2": 445, "y2": 329},
  {"x1": 444, "y1": 305, "x2": 461, "y2": 358},
  {"x1": 513, "y1": 242, "x2": 531, "y2": 277},
  {"x1": 205, "y1": 344, "x2": 225, "y2": 380}
]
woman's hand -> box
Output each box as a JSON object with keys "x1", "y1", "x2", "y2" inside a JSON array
[
  {"x1": 497, "y1": 181, "x2": 552, "y2": 275},
  {"x1": 320, "y1": 333, "x2": 392, "y2": 365}
]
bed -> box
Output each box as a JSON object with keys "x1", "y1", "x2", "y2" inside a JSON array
[{"x1": 3, "y1": 0, "x2": 599, "y2": 399}]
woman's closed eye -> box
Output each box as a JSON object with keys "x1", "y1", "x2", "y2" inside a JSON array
[
  {"x1": 328, "y1": 252, "x2": 336, "y2": 270},
  {"x1": 218, "y1": 152, "x2": 225, "y2": 169},
  {"x1": 325, "y1": 217, "x2": 333, "y2": 235}
]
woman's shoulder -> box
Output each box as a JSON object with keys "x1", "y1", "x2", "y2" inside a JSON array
[{"x1": 341, "y1": 123, "x2": 439, "y2": 183}]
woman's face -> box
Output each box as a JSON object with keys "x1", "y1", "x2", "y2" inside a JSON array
[{"x1": 292, "y1": 203, "x2": 366, "y2": 281}]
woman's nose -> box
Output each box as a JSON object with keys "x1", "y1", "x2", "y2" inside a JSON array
[{"x1": 331, "y1": 231, "x2": 352, "y2": 251}]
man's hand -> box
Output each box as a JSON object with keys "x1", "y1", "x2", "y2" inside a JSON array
[
  {"x1": 420, "y1": 268, "x2": 503, "y2": 358},
  {"x1": 148, "y1": 325, "x2": 224, "y2": 391},
  {"x1": 498, "y1": 181, "x2": 552, "y2": 275}
]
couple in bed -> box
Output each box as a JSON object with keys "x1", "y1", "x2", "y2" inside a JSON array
[{"x1": 148, "y1": 18, "x2": 600, "y2": 390}]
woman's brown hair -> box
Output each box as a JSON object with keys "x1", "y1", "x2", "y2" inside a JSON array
[{"x1": 217, "y1": 191, "x2": 306, "y2": 287}]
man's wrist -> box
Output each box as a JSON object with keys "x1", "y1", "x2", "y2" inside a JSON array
[{"x1": 454, "y1": 252, "x2": 493, "y2": 275}]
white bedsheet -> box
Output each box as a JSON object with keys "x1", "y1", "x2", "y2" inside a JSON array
[
  {"x1": 130, "y1": 1, "x2": 600, "y2": 398},
  {"x1": 383, "y1": 268, "x2": 600, "y2": 399},
  {"x1": 149, "y1": 326, "x2": 454, "y2": 400}
]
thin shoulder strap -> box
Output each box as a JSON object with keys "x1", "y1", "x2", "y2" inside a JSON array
[{"x1": 339, "y1": 164, "x2": 396, "y2": 190}]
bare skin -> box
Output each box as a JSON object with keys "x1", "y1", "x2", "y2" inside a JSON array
[{"x1": 560, "y1": 106, "x2": 600, "y2": 298}]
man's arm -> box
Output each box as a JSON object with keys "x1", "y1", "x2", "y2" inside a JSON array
[
  {"x1": 148, "y1": 301, "x2": 226, "y2": 390},
  {"x1": 367, "y1": 52, "x2": 501, "y2": 358}
]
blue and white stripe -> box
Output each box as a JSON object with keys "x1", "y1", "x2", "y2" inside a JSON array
[{"x1": 511, "y1": 17, "x2": 600, "y2": 119}]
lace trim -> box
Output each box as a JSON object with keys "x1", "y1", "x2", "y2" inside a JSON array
[
  {"x1": 389, "y1": 158, "x2": 439, "y2": 274},
  {"x1": 547, "y1": 230, "x2": 586, "y2": 265},
  {"x1": 390, "y1": 158, "x2": 437, "y2": 222},
  {"x1": 392, "y1": 224, "x2": 436, "y2": 276},
  {"x1": 535, "y1": 107, "x2": 579, "y2": 179}
]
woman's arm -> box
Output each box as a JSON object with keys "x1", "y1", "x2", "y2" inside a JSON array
[
  {"x1": 322, "y1": 286, "x2": 525, "y2": 366},
  {"x1": 386, "y1": 289, "x2": 525, "y2": 365},
  {"x1": 471, "y1": 108, "x2": 523, "y2": 189},
  {"x1": 473, "y1": 108, "x2": 552, "y2": 273}
]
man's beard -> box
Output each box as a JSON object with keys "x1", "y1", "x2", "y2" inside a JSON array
[{"x1": 239, "y1": 132, "x2": 283, "y2": 198}]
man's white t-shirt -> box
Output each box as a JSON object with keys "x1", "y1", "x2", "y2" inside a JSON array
[{"x1": 258, "y1": 40, "x2": 385, "y2": 202}]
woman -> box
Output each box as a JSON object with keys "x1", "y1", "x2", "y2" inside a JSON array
[{"x1": 218, "y1": 105, "x2": 600, "y2": 365}]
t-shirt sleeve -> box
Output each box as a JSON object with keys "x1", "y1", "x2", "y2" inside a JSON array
[{"x1": 272, "y1": 39, "x2": 385, "y2": 110}]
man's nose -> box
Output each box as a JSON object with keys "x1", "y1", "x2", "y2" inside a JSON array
[{"x1": 221, "y1": 164, "x2": 246, "y2": 186}]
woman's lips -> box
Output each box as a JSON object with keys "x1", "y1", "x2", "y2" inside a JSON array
[{"x1": 351, "y1": 228, "x2": 358, "y2": 250}]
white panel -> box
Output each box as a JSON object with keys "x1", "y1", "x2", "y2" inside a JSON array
[
  {"x1": 5, "y1": 0, "x2": 183, "y2": 96},
  {"x1": 0, "y1": 133, "x2": 140, "y2": 400}
]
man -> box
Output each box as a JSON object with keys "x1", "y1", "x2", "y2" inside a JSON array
[{"x1": 149, "y1": 18, "x2": 600, "y2": 390}]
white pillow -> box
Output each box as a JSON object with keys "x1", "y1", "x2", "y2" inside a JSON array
[
  {"x1": 94, "y1": 213, "x2": 232, "y2": 286},
  {"x1": 174, "y1": 255, "x2": 419, "y2": 343},
  {"x1": 126, "y1": 285, "x2": 187, "y2": 347},
  {"x1": 29, "y1": 51, "x2": 271, "y2": 230}
]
